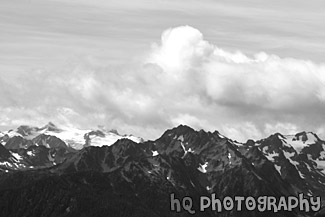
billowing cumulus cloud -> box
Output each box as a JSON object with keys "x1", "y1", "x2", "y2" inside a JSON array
[
  {"x1": 148, "y1": 26, "x2": 325, "y2": 109},
  {"x1": 144, "y1": 26, "x2": 325, "y2": 140},
  {"x1": 1, "y1": 25, "x2": 325, "y2": 142}
]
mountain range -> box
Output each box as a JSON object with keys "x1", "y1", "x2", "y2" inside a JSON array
[{"x1": 0, "y1": 123, "x2": 324, "y2": 217}]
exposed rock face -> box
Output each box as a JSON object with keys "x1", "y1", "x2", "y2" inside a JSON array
[{"x1": 0, "y1": 125, "x2": 324, "y2": 217}]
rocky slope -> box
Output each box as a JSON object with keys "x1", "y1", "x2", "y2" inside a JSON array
[{"x1": 0, "y1": 125, "x2": 324, "y2": 217}]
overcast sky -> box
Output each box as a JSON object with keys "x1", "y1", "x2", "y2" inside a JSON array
[{"x1": 1, "y1": 0, "x2": 325, "y2": 141}]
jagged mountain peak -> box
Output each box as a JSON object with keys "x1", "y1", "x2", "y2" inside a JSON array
[
  {"x1": 97, "y1": 125, "x2": 120, "y2": 135},
  {"x1": 256, "y1": 131, "x2": 323, "y2": 155},
  {"x1": 110, "y1": 138, "x2": 146, "y2": 157},
  {"x1": 292, "y1": 131, "x2": 321, "y2": 143},
  {"x1": 244, "y1": 139, "x2": 255, "y2": 146},
  {"x1": 85, "y1": 129, "x2": 106, "y2": 138},
  {"x1": 32, "y1": 134, "x2": 68, "y2": 150},
  {"x1": 39, "y1": 122, "x2": 62, "y2": 132},
  {"x1": 1, "y1": 124, "x2": 325, "y2": 216},
  {"x1": 274, "y1": 132, "x2": 286, "y2": 139},
  {"x1": 112, "y1": 138, "x2": 139, "y2": 149},
  {"x1": 16, "y1": 125, "x2": 39, "y2": 136},
  {"x1": 159, "y1": 124, "x2": 225, "y2": 142},
  {"x1": 4, "y1": 122, "x2": 62, "y2": 138},
  {"x1": 163, "y1": 124, "x2": 196, "y2": 136},
  {"x1": 108, "y1": 129, "x2": 120, "y2": 135},
  {"x1": 258, "y1": 132, "x2": 285, "y2": 142},
  {"x1": 79, "y1": 138, "x2": 141, "y2": 157}
]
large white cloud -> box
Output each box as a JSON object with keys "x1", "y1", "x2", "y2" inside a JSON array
[
  {"x1": 147, "y1": 26, "x2": 325, "y2": 109},
  {"x1": 1, "y1": 25, "x2": 325, "y2": 141}
]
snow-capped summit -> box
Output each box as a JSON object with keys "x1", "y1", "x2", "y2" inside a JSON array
[
  {"x1": 83, "y1": 127, "x2": 144, "y2": 149},
  {"x1": 0, "y1": 123, "x2": 144, "y2": 150},
  {"x1": 282, "y1": 131, "x2": 320, "y2": 153},
  {"x1": 38, "y1": 122, "x2": 62, "y2": 133}
]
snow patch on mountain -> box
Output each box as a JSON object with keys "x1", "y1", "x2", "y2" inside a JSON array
[
  {"x1": 11, "y1": 152, "x2": 23, "y2": 161},
  {"x1": 27, "y1": 150, "x2": 34, "y2": 156},
  {"x1": 178, "y1": 135, "x2": 188, "y2": 158},
  {"x1": 0, "y1": 162, "x2": 10, "y2": 167},
  {"x1": 265, "y1": 153, "x2": 278, "y2": 162},
  {"x1": 198, "y1": 162, "x2": 208, "y2": 173},
  {"x1": 283, "y1": 150, "x2": 298, "y2": 166},
  {"x1": 188, "y1": 148, "x2": 194, "y2": 153},
  {"x1": 231, "y1": 140, "x2": 244, "y2": 146},
  {"x1": 314, "y1": 158, "x2": 325, "y2": 173},
  {"x1": 320, "y1": 145, "x2": 325, "y2": 159},
  {"x1": 274, "y1": 164, "x2": 281, "y2": 175},
  {"x1": 261, "y1": 147, "x2": 279, "y2": 162},
  {"x1": 177, "y1": 135, "x2": 184, "y2": 142}
]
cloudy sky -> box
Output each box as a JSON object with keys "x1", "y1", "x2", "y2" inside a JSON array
[{"x1": 1, "y1": 0, "x2": 325, "y2": 141}]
